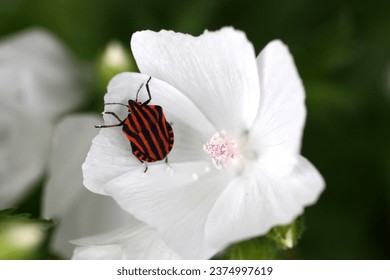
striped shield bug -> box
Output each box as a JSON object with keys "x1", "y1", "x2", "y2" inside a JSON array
[{"x1": 95, "y1": 77, "x2": 174, "y2": 172}]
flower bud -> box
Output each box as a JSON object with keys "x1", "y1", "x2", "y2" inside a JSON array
[
  {"x1": 97, "y1": 41, "x2": 136, "y2": 92},
  {"x1": 267, "y1": 216, "x2": 305, "y2": 249}
]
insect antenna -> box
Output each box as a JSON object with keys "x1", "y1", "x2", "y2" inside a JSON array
[
  {"x1": 142, "y1": 77, "x2": 152, "y2": 105},
  {"x1": 136, "y1": 77, "x2": 152, "y2": 105},
  {"x1": 135, "y1": 81, "x2": 144, "y2": 102}
]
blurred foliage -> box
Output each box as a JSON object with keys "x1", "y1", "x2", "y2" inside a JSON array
[
  {"x1": 0, "y1": 209, "x2": 53, "y2": 259},
  {"x1": 0, "y1": 0, "x2": 389, "y2": 259},
  {"x1": 267, "y1": 216, "x2": 305, "y2": 250},
  {"x1": 216, "y1": 216, "x2": 305, "y2": 259},
  {"x1": 215, "y1": 236, "x2": 281, "y2": 260},
  {"x1": 96, "y1": 40, "x2": 137, "y2": 94}
]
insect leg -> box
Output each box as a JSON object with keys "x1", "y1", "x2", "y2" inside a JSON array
[
  {"x1": 102, "y1": 112, "x2": 122, "y2": 123},
  {"x1": 131, "y1": 143, "x2": 150, "y2": 173},
  {"x1": 164, "y1": 157, "x2": 173, "y2": 173},
  {"x1": 104, "y1": 102, "x2": 128, "y2": 107},
  {"x1": 143, "y1": 162, "x2": 148, "y2": 173},
  {"x1": 95, "y1": 111, "x2": 125, "y2": 128},
  {"x1": 95, "y1": 123, "x2": 124, "y2": 128},
  {"x1": 136, "y1": 158, "x2": 148, "y2": 173}
]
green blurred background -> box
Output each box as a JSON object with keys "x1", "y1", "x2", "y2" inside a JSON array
[{"x1": 1, "y1": 0, "x2": 389, "y2": 259}]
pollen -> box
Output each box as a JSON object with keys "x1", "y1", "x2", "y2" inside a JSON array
[{"x1": 203, "y1": 130, "x2": 242, "y2": 169}]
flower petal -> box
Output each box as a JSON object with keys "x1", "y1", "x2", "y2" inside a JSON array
[
  {"x1": 0, "y1": 103, "x2": 51, "y2": 208},
  {"x1": 205, "y1": 155, "x2": 325, "y2": 248},
  {"x1": 131, "y1": 27, "x2": 260, "y2": 134},
  {"x1": 42, "y1": 115, "x2": 131, "y2": 258},
  {"x1": 0, "y1": 28, "x2": 86, "y2": 120},
  {"x1": 104, "y1": 164, "x2": 232, "y2": 259},
  {"x1": 43, "y1": 115, "x2": 100, "y2": 217},
  {"x1": 73, "y1": 244, "x2": 123, "y2": 259},
  {"x1": 83, "y1": 72, "x2": 213, "y2": 194},
  {"x1": 0, "y1": 28, "x2": 87, "y2": 208},
  {"x1": 250, "y1": 40, "x2": 306, "y2": 156},
  {"x1": 72, "y1": 224, "x2": 181, "y2": 260},
  {"x1": 47, "y1": 192, "x2": 132, "y2": 258},
  {"x1": 82, "y1": 126, "x2": 137, "y2": 195}
]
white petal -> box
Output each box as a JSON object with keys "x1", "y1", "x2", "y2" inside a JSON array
[
  {"x1": 43, "y1": 115, "x2": 100, "y2": 217},
  {"x1": 104, "y1": 164, "x2": 232, "y2": 259},
  {"x1": 250, "y1": 40, "x2": 306, "y2": 156},
  {"x1": 48, "y1": 193, "x2": 132, "y2": 258},
  {"x1": 0, "y1": 28, "x2": 86, "y2": 120},
  {"x1": 0, "y1": 103, "x2": 51, "y2": 208},
  {"x1": 83, "y1": 72, "x2": 213, "y2": 194},
  {"x1": 72, "y1": 224, "x2": 181, "y2": 260},
  {"x1": 131, "y1": 27, "x2": 260, "y2": 134},
  {"x1": 42, "y1": 115, "x2": 131, "y2": 258},
  {"x1": 0, "y1": 28, "x2": 88, "y2": 207},
  {"x1": 205, "y1": 156, "x2": 325, "y2": 248},
  {"x1": 82, "y1": 127, "x2": 140, "y2": 195},
  {"x1": 73, "y1": 245, "x2": 123, "y2": 259}
]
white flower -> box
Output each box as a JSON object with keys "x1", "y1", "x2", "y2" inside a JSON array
[
  {"x1": 0, "y1": 103, "x2": 51, "y2": 208},
  {"x1": 43, "y1": 115, "x2": 180, "y2": 259},
  {"x1": 83, "y1": 27, "x2": 325, "y2": 259},
  {"x1": 0, "y1": 28, "x2": 86, "y2": 208},
  {"x1": 72, "y1": 225, "x2": 180, "y2": 260}
]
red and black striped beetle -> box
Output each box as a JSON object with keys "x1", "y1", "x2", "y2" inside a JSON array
[{"x1": 95, "y1": 77, "x2": 174, "y2": 172}]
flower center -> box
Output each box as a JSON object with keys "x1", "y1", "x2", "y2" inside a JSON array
[{"x1": 203, "y1": 130, "x2": 242, "y2": 169}]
